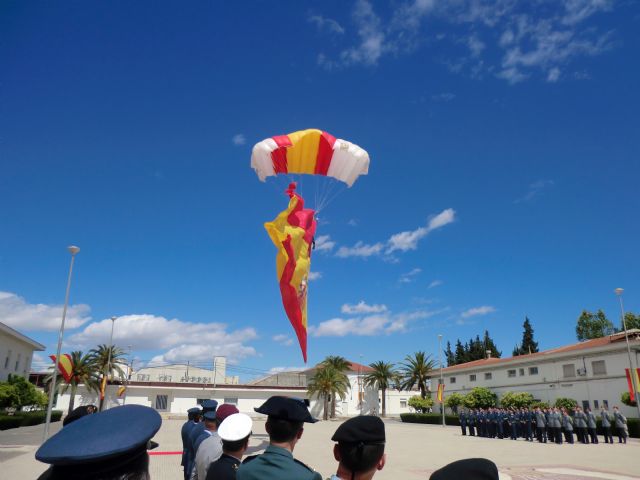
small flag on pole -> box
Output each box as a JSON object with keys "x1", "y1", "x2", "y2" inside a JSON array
[
  {"x1": 625, "y1": 368, "x2": 640, "y2": 402},
  {"x1": 50, "y1": 354, "x2": 73, "y2": 383},
  {"x1": 437, "y1": 384, "x2": 445, "y2": 403},
  {"x1": 117, "y1": 386, "x2": 126, "y2": 397}
]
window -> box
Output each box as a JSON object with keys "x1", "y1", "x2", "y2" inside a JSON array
[
  {"x1": 158, "y1": 375, "x2": 172, "y2": 382},
  {"x1": 603, "y1": 399, "x2": 609, "y2": 409},
  {"x1": 582, "y1": 400, "x2": 590, "y2": 410},
  {"x1": 4, "y1": 350, "x2": 11, "y2": 369},
  {"x1": 449, "y1": 377, "x2": 456, "y2": 384},
  {"x1": 507, "y1": 369, "x2": 516, "y2": 378},
  {"x1": 155, "y1": 395, "x2": 168, "y2": 411},
  {"x1": 15, "y1": 353, "x2": 21, "y2": 372},
  {"x1": 136, "y1": 374, "x2": 150, "y2": 381},
  {"x1": 400, "y1": 398, "x2": 408, "y2": 408},
  {"x1": 224, "y1": 397, "x2": 238, "y2": 406},
  {"x1": 519, "y1": 368, "x2": 525, "y2": 376},
  {"x1": 592, "y1": 360, "x2": 606, "y2": 375},
  {"x1": 197, "y1": 398, "x2": 208, "y2": 405},
  {"x1": 528, "y1": 367, "x2": 539, "y2": 375},
  {"x1": 484, "y1": 372, "x2": 492, "y2": 380},
  {"x1": 562, "y1": 364, "x2": 576, "y2": 378},
  {"x1": 594, "y1": 400, "x2": 599, "y2": 409},
  {"x1": 469, "y1": 374, "x2": 477, "y2": 382}
]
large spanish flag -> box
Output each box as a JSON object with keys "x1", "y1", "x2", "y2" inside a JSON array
[
  {"x1": 50, "y1": 354, "x2": 73, "y2": 383},
  {"x1": 625, "y1": 368, "x2": 640, "y2": 402},
  {"x1": 437, "y1": 384, "x2": 445, "y2": 403},
  {"x1": 265, "y1": 184, "x2": 316, "y2": 362}
]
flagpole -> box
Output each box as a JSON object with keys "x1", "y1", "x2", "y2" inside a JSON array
[
  {"x1": 439, "y1": 334, "x2": 445, "y2": 427},
  {"x1": 43, "y1": 246, "x2": 80, "y2": 441},
  {"x1": 615, "y1": 288, "x2": 640, "y2": 419}
]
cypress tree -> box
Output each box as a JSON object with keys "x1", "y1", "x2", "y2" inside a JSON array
[
  {"x1": 520, "y1": 317, "x2": 539, "y2": 354},
  {"x1": 455, "y1": 340, "x2": 466, "y2": 364},
  {"x1": 445, "y1": 341, "x2": 455, "y2": 366}
]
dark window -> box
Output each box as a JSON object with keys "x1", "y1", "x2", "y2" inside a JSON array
[
  {"x1": 469, "y1": 374, "x2": 476, "y2": 382},
  {"x1": 507, "y1": 369, "x2": 516, "y2": 378},
  {"x1": 603, "y1": 400, "x2": 609, "y2": 409},
  {"x1": 224, "y1": 397, "x2": 238, "y2": 406},
  {"x1": 582, "y1": 400, "x2": 589, "y2": 410},
  {"x1": 562, "y1": 364, "x2": 576, "y2": 378},
  {"x1": 155, "y1": 395, "x2": 168, "y2": 411},
  {"x1": 4, "y1": 350, "x2": 11, "y2": 369},
  {"x1": 594, "y1": 400, "x2": 599, "y2": 409},
  {"x1": 484, "y1": 373, "x2": 492, "y2": 380},
  {"x1": 519, "y1": 368, "x2": 525, "y2": 376},
  {"x1": 592, "y1": 360, "x2": 606, "y2": 375},
  {"x1": 450, "y1": 377, "x2": 456, "y2": 384},
  {"x1": 15, "y1": 353, "x2": 21, "y2": 372},
  {"x1": 528, "y1": 367, "x2": 538, "y2": 375}
]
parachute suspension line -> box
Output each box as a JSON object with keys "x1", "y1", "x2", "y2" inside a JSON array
[{"x1": 315, "y1": 178, "x2": 341, "y2": 214}]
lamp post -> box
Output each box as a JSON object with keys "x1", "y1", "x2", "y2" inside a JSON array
[
  {"x1": 43, "y1": 245, "x2": 80, "y2": 441},
  {"x1": 100, "y1": 316, "x2": 117, "y2": 411},
  {"x1": 439, "y1": 334, "x2": 445, "y2": 427},
  {"x1": 615, "y1": 288, "x2": 640, "y2": 419}
]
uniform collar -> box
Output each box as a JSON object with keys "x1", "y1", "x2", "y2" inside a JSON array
[{"x1": 265, "y1": 445, "x2": 293, "y2": 458}]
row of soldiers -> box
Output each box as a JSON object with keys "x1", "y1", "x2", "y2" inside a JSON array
[{"x1": 458, "y1": 405, "x2": 630, "y2": 444}]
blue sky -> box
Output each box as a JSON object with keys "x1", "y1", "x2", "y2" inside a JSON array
[{"x1": 1, "y1": 1, "x2": 639, "y2": 380}]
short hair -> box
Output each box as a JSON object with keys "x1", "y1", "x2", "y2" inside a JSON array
[
  {"x1": 266, "y1": 417, "x2": 303, "y2": 442},
  {"x1": 337, "y1": 443, "x2": 385, "y2": 473},
  {"x1": 222, "y1": 435, "x2": 250, "y2": 452},
  {"x1": 38, "y1": 451, "x2": 150, "y2": 480}
]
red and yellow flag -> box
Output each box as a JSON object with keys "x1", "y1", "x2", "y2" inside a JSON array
[
  {"x1": 625, "y1": 368, "x2": 640, "y2": 402},
  {"x1": 49, "y1": 354, "x2": 73, "y2": 383},
  {"x1": 265, "y1": 184, "x2": 316, "y2": 362},
  {"x1": 437, "y1": 384, "x2": 445, "y2": 403}
]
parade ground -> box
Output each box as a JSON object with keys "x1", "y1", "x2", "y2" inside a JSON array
[{"x1": 1, "y1": 417, "x2": 638, "y2": 480}]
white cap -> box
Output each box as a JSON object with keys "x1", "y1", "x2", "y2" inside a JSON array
[{"x1": 218, "y1": 413, "x2": 253, "y2": 441}]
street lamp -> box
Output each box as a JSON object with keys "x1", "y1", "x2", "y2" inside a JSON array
[
  {"x1": 615, "y1": 288, "x2": 640, "y2": 419},
  {"x1": 43, "y1": 245, "x2": 80, "y2": 441},
  {"x1": 438, "y1": 334, "x2": 445, "y2": 427},
  {"x1": 100, "y1": 316, "x2": 117, "y2": 411}
]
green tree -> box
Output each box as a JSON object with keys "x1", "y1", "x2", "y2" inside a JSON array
[
  {"x1": 90, "y1": 344, "x2": 127, "y2": 411},
  {"x1": 576, "y1": 309, "x2": 615, "y2": 341},
  {"x1": 621, "y1": 391, "x2": 637, "y2": 407},
  {"x1": 513, "y1": 317, "x2": 539, "y2": 356},
  {"x1": 364, "y1": 361, "x2": 397, "y2": 417},
  {"x1": 408, "y1": 395, "x2": 434, "y2": 413},
  {"x1": 463, "y1": 387, "x2": 497, "y2": 409},
  {"x1": 483, "y1": 330, "x2": 502, "y2": 358},
  {"x1": 0, "y1": 383, "x2": 20, "y2": 409},
  {"x1": 554, "y1": 397, "x2": 578, "y2": 411},
  {"x1": 531, "y1": 401, "x2": 550, "y2": 409},
  {"x1": 445, "y1": 341, "x2": 455, "y2": 367},
  {"x1": 444, "y1": 392, "x2": 465, "y2": 413},
  {"x1": 622, "y1": 312, "x2": 640, "y2": 331},
  {"x1": 307, "y1": 365, "x2": 350, "y2": 420},
  {"x1": 47, "y1": 351, "x2": 101, "y2": 414},
  {"x1": 500, "y1": 391, "x2": 535, "y2": 409},
  {"x1": 454, "y1": 340, "x2": 466, "y2": 365},
  {"x1": 398, "y1": 351, "x2": 436, "y2": 399},
  {"x1": 320, "y1": 356, "x2": 351, "y2": 418}
]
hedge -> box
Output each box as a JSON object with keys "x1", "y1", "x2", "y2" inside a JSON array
[
  {"x1": 0, "y1": 410, "x2": 62, "y2": 430},
  {"x1": 401, "y1": 413, "x2": 639, "y2": 438}
]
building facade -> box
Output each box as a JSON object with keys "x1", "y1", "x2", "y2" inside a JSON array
[
  {"x1": 132, "y1": 357, "x2": 239, "y2": 385},
  {"x1": 441, "y1": 331, "x2": 640, "y2": 418},
  {"x1": 1, "y1": 322, "x2": 45, "y2": 382}
]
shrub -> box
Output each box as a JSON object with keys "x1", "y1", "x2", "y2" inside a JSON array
[
  {"x1": 0, "y1": 384, "x2": 20, "y2": 409},
  {"x1": 621, "y1": 392, "x2": 637, "y2": 407},
  {"x1": 463, "y1": 387, "x2": 497, "y2": 408},
  {"x1": 408, "y1": 395, "x2": 434, "y2": 413},
  {"x1": 554, "y1": 397, "x2": 578, "y2": 411},
  {"x1": 445, "y1": 393, "x2": 465, "y2": 413},
  {"x1": 500, "y1": 391, "x2": 534, "y2": 409},
  {"x1": 400, "y1": 413, "x2": 460, "y2": 425},
  {"x1": 0, "y1": 410, "x2": 62, "y2": 430},
  {"x1": 530, "y1": 401, "x2": 550, "y2": 409}
]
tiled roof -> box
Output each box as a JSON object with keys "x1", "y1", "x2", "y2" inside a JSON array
[{"x1": 442, "y1": 330, "x2": 640, "y2": 373}]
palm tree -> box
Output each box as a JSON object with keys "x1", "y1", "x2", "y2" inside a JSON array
[
  {"x1": 398, "y1": 351, "x2": 435, "y2": 399},
  {"x1": 90, "y1": 344, "x2": 127, "y2": 410},
  {"x1": 307, "y1": 365, "x2": 350, "y2": 420},
  {"x1": 364, "y1": 361, "x2": 397, "y2": 417},
  {"x1": 320, "y1": 356, "x2": 351, "y2": 418},
  {"x1": 46, "y1": 351, "x2": 100, "y2": 414}
]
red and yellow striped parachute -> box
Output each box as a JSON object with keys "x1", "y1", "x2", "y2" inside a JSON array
[{"x1": 253, "y1": 129, "x2": 370, "y2": 362}]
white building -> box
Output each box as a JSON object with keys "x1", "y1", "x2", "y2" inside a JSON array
[
  {"x1": 0, "y1": 322, "x2": 45, "y2": 382},
  {"x1": 441, "y1": 330, "x2": 640, "y2": 418},
  {"x1": 132, "y1": 357, "x2": 239, "y2": 385}
]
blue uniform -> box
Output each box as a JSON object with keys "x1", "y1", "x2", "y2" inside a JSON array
[
  {"x1": 459, "y1": 411, "x2": 467, "y2": 436},
  {"x1": 181, "y1": 420, "x2": 197, "y2": 480},
  {"x1": 236, "y1": 445, "x2": 321, "y2": 480}
]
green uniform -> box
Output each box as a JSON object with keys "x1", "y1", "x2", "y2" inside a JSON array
[{"x1": 236, "y1": 445, "x2": 322, "y2": 480}]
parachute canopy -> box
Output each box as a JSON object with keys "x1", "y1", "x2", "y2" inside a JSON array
[{"x1": 251, "y1": 129, "x2": 370, "y2": 187}]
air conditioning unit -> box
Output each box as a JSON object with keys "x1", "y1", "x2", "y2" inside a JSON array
[{"x1": 577, "y1": 368, "x2": 587, "y2": 376}]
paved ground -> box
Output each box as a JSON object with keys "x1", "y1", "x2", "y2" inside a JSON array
[{"x1": 1, "y1": 417, "x2": 638, "y2": 479}]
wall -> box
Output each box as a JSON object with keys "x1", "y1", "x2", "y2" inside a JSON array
[{"x1": 0, "y1": 330, "x2": 36, "y2": 382}]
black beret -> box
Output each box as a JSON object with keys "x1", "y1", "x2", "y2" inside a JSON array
[
  {"x1": 36, "y1": 405, "x2": 161, "y2": 469},
  {"x1": 254, "y1": 396, "x2": 317, "y2": 423},
  {"x1": 331, "y1": 416, "x2": 385, "y2": 444},
  {"x1": 429, "y1": 458, "x2": 499, "y2": 480}
]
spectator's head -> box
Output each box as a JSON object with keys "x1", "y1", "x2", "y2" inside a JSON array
[
  {"x1": 187, "y1": 407, "x2": 201, "y2": 421},
  {"x1": 331, "y1": 416, "x2": 386, "y2": 480},
  {"x1": 215, "y1": 404, "x2": 239, "y2": 429},
  {"x1": 255, "y1": 396, "x2": 317, "y2": 449},
  {"x1": 36, "y1": 405, "x2": 161, "y2": 480},
  {"x1": 430, "y1": 458, "x2": 499, "y2": 480},
  {"x1": 218, "y1": 413, "x2": 253, "y2": 456}
]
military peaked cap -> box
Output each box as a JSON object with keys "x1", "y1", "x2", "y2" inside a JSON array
[{"x1": 254, "y1": 396, "x2": 317, "y2": 423}]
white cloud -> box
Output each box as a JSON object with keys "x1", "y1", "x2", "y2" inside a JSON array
[
  {"x1": 347, "y1": 219, "x2": 359, "y2": 226},
  {"x1": 562, "y1": 0, "x2": 613, "y2": 26},
  {"x1": 468, "y1": 35, "x2": 485, "y2": 57},
  {"x1": 387, "y1": 208, "x2": 456, "y2": 253},
  {"x1": 428, "y1": 279, "x2": 443, "y2": 289},
  {"x1": 336, "y1": 241, "x2": 384, "y2": 258},
  {"x1": 308, "y1": 271, "x2": 322, "y2": 281},
  {"x1": 232, "y1": 134, "x2": 246, "y2": 146},
  {"x1": 426, "y1": 208, "x2": 456, "y2": 231},
  {"x1": 515, "y1": 179, "x2": 555, "y2": 203},
  {"x1": 69, "y1": 314, "x2": 258, "y2": 363},
  {"x1": 431, "y1": 92, "x2": 456, "y2": 102},
  {"x1": 0, "y1": 291, "x2": 91, "y2": 331},
  {"x1": 272, "y1": 334, "x2": 294, "y2": 346},
  {"x1": 309, "y1": 14, "x2": 345, "y2": 35},
  {"x1": 461, "y1": 305, "x2": 496, "y2": 319},
  {"x1": 315, "y1": 235, "x2": 335, "y2": 252},
  {"x1": 399, "y1": 268, "x2": 422, "y2": 284},
  {"x1": 341, "y1": 301, "x2": 387, "y2": 314},
  {"x1": 547, "y1": 67, "x2": 561, "y2": 82},
  {"x1": 340, "y1": 0, "x2": 385, "y2": 66}
]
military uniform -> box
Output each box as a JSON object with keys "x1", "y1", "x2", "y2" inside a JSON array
[
  {"x1": 535, "y1": 409, "x2": 546, "y2": 443},
  {"x1": 459, "y1": 410, "x2": 467, "y2": 436},
  {"x1": 613, "y1": 410, "x2": 627, "y2": 443},
  {"x1": 562, "y1": 413, "x2": 574, "y2": 444},
  {"x1": 205, "y1": 453, "x2": 241, "y2": 480},
  {"x1": 188, "y1": 400, "x2": 218, "y2": 477},
  {"x1": 601, "y1": 409, "x2": 613, "y2": 443},
  {"x1": 551, "y1": 409, "x2": 562, "y2": 444},
  {"x1": 182, "y1": 407, "x2": 201, "y2": 480},
  {"x1": 574, "y1": 409, "x2": 588, "y2": 444},
  {"x1": 508, "y1": 410, "x2": 518, "y2": 440},
  {"x1": 467, "y1": 410, "x2": 476, "y2": 436}
]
